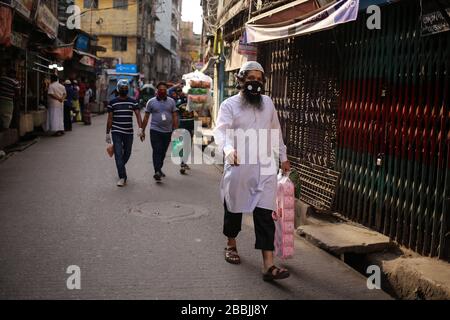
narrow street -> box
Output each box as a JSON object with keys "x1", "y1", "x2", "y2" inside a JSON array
[{"x1": 0, "y1": 114, "x2": 390, "y2": 300}]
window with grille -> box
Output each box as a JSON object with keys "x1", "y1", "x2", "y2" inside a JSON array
[{"x1": 112, "y1": 36, "x2": 127, "y2": 51}]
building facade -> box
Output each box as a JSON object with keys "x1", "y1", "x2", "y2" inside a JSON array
[
  {"x1": 153, "y1": 0, "x2": 181, "y2": 81},
  {"x1": 180, "y1": 21, "x2": 200, "y2": 76},
  {"x1": 74, "y1": 0, "x2": 157, "y2": 81},
  {"x1": 75, "y1": 0, "x2": 139, "y2": 65}
]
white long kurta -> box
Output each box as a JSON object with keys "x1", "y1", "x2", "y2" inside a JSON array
[
  {"x1": 46, "y1": 82, "x2": 65, "y2": 132},
  {"x1": 213, "y1": 94, "x2": 288, "y2": 213}
]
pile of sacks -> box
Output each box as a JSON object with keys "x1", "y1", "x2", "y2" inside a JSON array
[{"x1": 182, "y1": 71, "x2": 212, "y2": 113}]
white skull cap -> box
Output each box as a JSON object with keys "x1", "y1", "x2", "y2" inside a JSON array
[{"x1": 239, "y1": 61, "x2": 264, "y2": 75}]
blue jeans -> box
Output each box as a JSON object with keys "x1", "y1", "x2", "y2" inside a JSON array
[{"x1": 112, "y1": 132, "x2": 133, "y2": 180}]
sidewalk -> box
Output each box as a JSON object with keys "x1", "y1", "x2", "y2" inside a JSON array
[
  {"x1": 0, "y1": 114, "x2": 390, "y2": 299},
  {"x1": 296, "y1": 203, "x2": 450, "y2": 300}
]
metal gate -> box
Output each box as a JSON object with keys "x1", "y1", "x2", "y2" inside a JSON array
[
  {"x1": 259, "y1": 0, "x2": 449, "y2": 260},
  {"x1": 335, "y1": 1, "x2": 449, "y2": 260},
  {"x1": 259, "y1": 33, "x2": 341, "y2": 210}
]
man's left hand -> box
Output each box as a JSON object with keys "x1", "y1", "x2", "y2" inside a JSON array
[{"x1": 281, "y1": 161, "x2": 291, "y2": 174}]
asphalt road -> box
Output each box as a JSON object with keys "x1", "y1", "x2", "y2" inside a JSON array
[{"x1": 0, "y1": 114, "x2": 390, "y2": 299}]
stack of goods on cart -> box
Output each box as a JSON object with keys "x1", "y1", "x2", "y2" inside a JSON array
[{"x1": 182, "y1": 71, "x2": 212, "y2": 127}]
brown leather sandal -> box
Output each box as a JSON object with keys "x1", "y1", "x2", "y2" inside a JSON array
[
  {"x1": 263, "y1": 265, "x2": 290, "y2": 281},
  {"x1": 224, "y1": 247, "x2": 241, "y2": 264}
]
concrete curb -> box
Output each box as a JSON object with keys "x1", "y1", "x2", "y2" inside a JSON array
[
  {"x1": 367, "y1": 253, "x2": 450, "y2": 300},
  {"x1": 294, "y1": 199, "x2": 450, "y2": 300}
]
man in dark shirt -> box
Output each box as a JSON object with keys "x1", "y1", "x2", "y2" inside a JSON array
[{"x1": 106, "y1": 79, "x2": 144, "y2": 187}]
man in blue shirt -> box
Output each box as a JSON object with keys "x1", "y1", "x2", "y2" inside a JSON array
[
  {"x1": 106, "y1": 79, "x2": 144, "y2": 187},
  {"x1": 141, "y1": 82, "x2": 178, "y2": 181}
]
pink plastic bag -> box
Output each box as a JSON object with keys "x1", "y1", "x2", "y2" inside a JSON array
[{"x1": 273, "y1": 170, "x2": 295, "y2": 259}]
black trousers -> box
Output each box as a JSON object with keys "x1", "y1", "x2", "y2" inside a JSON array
[
  {"x1": 63, "y1": 103, "x2": 72, "y2": 131},
  {"x1": 223, "y1": 201, "x2": 275, "y2": 251},
  {"x1": 150, "y1": 129, "x2": 172, "y2": 173}
]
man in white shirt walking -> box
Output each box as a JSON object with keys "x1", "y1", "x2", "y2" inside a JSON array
[
  {"x1": 213, "y1": 61, "x2": 291, "y2": 281},
  {"x1": 47, "y1": 74, "x2": 66, "y2": 136}
]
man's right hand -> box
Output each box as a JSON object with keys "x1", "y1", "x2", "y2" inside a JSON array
[
  {"x1": 225, "y1": 149, "x2": 239, "y2": 166},
  {"x1": 105, "y1": 134, "x2": 112, "y2": 144}
]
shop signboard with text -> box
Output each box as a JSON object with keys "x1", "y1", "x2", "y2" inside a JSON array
[
  {"x1": 14, "y1": 0, "x2": 34, "y2": 19},
  {"x1": 36, "y1": 3, "x2": 58, "y2": 39}
]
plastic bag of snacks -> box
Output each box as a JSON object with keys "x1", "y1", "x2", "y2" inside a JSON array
[
  {"x1": 272, "y1": 169, "x2": 295, "y2": 259},
  {"x1": 182, "y1": 71, "x2": 212, "y2": 112}
]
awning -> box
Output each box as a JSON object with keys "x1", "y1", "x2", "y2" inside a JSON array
[
  {"x1": 73, "y1": 49, "x2": 100, "y2": 60},
  {"x1": 46, "y1": 45, "x2": 74, "y2": 60},
  {"x1": 218, "y1": 0, "x2": 250, "y2": 27},
  {"x1": 92, "y1": 45, "x2": 107, "y2": 52},
  {"x1": 246, "y1": 0, "x2": 359, "y2": 43},
  {"x1": 247, "y1": 0, "x2": 330, "y2": 27}
]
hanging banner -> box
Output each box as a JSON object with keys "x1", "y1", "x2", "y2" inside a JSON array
[
  {"x1": 36, "y1": 3, "x2": 59, "y2": 39},
  {"x1": 245, "y1": 0, "x2": 359, "y2": 43},
  {"x1": 0, "y1": 4, "x2": 12, "y2": 46},
  {"x1": 421, "y1": 0, "x2": 450, "y2": 36},
  {"x1": 225, "y1": 39, "x2": 256, "y2": 72},
  {"x1": 46, "y1": 45, "x2": 74, "y2": 60},
  {"x1": 10, "y1": 31, "x2": 28, "y2": 49},
  {"x1": 238, "y1": 31, "x2": 257, "y2": 56},
  {"x1": 14, "y1": 0, "x2": 34, "y2": 19}
]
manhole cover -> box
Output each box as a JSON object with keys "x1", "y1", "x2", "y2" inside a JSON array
[{"x1": 129, "y1": 201, "x2": 209, "y2": 222}]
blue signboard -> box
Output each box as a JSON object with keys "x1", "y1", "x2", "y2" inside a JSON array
[
  {"x1": 115, "y1": 64, "x2": 137, "y2": 74},
  {"x1": 75, "y1": 35, "x2": 89, "y2": 51}
]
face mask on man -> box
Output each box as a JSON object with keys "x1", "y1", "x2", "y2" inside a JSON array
[
  {"x1": 242, "y1": 80, "x2": 264, "y2": 106},
  {"x1": 244, "y1": 80, "x2": 264, "y2": 95},
  {"x1": 157, "y1": 89, "x2": 167, "y2": 99}
]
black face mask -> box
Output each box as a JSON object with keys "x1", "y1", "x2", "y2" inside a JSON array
[
  {"x1": 242, "y1": 80, "x2": 264, "y2": 106},
  {"x1": 244, "y1": 80, "x2": 264, "y2": 95}
]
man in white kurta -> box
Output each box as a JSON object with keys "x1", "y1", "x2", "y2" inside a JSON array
[
  {"x1": 46, "y1": 74, "x2": 66, "y2": 135},
  {"x1": 213, "y1": 61, "x2": 291, "y2": 281}
]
